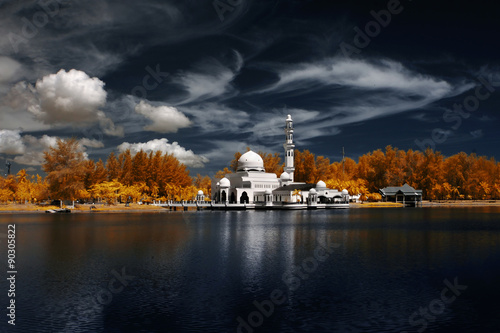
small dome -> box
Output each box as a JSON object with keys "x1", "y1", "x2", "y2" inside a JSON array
[
  {"x1": 342, "y1": 189, "x2": 349, "y2": 195},
  {"x1": 219, "y1": 177, "x2": 230, "y2": 187},
  {"x1": 309, "y1": 188, "x2": 317, "y2": 194},
  {"x1": 197, "y1": 190, "x2": 204, "y2": 195},
  {"x1": 216, "y1": 182, "x2": 220, "y2": 186},
  {"x1": 280, "y1": 171, "x2": 290, "y2": 180},
  {"x1": 265, "y1": 189, "x2": 272, "y2": 195},
  {"x1": 237, "y1": 151, "x2": 265, "y2": 172},
  {"x1": 286, "y1": 114, "x2": 292, "y2": 121},
  {"x1": 316, "y1": 180, "x2": 326, "y2": 189}
]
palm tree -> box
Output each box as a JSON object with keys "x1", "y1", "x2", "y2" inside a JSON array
[{"x1": 292, "y1": 189, "x2": 302, "y2": 203}]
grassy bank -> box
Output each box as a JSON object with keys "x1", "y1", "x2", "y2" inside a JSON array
[
  {"x1": 1, "y1": 200, "x2": 500, "y2": 213},
  {"x1": 0, "y1": 203, "x2": 167, "y2": 213},
  {"x1": 350, "y1": 202, "x2": 404, "y2": 208}
]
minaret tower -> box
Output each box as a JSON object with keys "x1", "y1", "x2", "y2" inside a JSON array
[{"x1": 283, "y1": 114, "x2": 295, "y2": 182}]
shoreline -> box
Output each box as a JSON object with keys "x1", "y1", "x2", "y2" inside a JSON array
[{"x1": 0, "y1": 200, "x2": 500, "y2": 213}]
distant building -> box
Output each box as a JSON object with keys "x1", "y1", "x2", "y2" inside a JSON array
[
  {"x1": 211, "y1": 115, "x2": 349, "y2": 208},
  {"x1": 379, "y1": 183, "x2": 422, "y2": 207}
]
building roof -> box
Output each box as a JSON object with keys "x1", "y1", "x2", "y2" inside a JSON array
[
  {"x1": 274, "y1": 183, "x2": 316, "y2": 192},
  {"x1": 237, "y1": 151, "x2": 265, "y2": 172},
  {"x1": 379, "y1": 183, "x2": 422, "y2": 196},
  {"x1": 280, "y1": 171, "x2": 290, "y2": 180}
]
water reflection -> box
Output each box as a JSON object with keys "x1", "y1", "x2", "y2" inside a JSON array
[{"x1": 0, "y1": 207, "x2": 499, "y2": 332}]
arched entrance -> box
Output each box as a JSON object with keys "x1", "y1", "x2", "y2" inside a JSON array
[
  {"x1": 221, "y1": 191, "x2": 227, "y2": 202},
  {"x1": 240, "y1": 192, "x2": 249, "y2": 204},
  {"x1": 230, "y1": 192, "x2": 236, "y2": 203}
]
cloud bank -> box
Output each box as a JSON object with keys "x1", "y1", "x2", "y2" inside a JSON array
[
  {"x1": 118, "y1": 138, "x2": 208, "y2": 168},
  {"x1": 0, "y1": 129, "x2": 104, "y2": 166},
  {"x1": 0, "y1": 130, "x2": 25, "y2": 155}
]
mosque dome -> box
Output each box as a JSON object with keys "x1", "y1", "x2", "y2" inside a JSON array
[
  {"x1": 197, "y1": 190, "x2": 204, "y2": 196},
  {"x1": 342, "y1": 189, "x2": 349, "y2": 195},
  {"x1": 316, "y1": 180, "x2": 326, "y2": 189},
  {"x1": 280, "y1": 171, "x2": 290, "y2": 180},
  {"x1": 309, "y1": 188, "x2": 317, "y2": 194},
  {"x1": 237, "y1": 151, "x2": 265, "y2": 172},
  {"x1": 219, "y1": 177, "x2": 230, "y2": 187}
]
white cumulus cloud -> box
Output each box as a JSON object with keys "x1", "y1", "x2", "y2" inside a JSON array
[
  {"x1": 30, "y1": 69, "x2": 107, "y2": 124},
  {"x1": 6, "y1": 69, "x2": 124, "y2": 136},
  {"x1": 135, "y1": 101, "x2": 191, "y2": 133},
  {"x1": 0, "y1": 130, "x2": 25, "y2": 155},
  {"x1": 118, "y1": 138, "x2": 208, "y2": 168}
]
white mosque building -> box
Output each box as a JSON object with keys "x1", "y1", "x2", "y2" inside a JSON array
[{"x1": 211, "y1": 115, "x2": 349, "y2": 209}]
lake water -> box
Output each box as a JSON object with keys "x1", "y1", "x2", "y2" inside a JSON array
[{"x1": 1, "y1": 207, "x2": 500, "y2": 333}]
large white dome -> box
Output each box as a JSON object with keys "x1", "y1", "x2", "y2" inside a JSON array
[{"x1": 237, "y1": 151, "x2": 265, "y2": 172}]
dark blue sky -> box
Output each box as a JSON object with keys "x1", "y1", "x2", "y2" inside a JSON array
[{"x1": 1, "y1": 0, "x2": 499, "y2": 176}]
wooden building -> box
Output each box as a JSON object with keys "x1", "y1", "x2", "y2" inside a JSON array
[{"x1": 379, "y1": 183, "x2": 422, "y2": 207}]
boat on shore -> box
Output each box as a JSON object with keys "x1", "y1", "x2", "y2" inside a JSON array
[{"x1": 45, "y1": 208, "x2": 71, "y2": 213}]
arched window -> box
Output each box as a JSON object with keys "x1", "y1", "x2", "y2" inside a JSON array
[{"x1": 240, "y1": 192, "x2": 249, "y2": 204}]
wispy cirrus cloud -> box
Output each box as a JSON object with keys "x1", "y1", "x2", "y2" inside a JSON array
[
  {"x1": 249, "y1": 57, "x2": 473, "y2": 141},
  {"x1": 267, "y1": 58, "x2": 453, "y2": 97},
  {"x1": 174, "y1": 50, "x2": 243, "y2": 105},
  {"x1": 0, "y1": 0, "x2": 238, "y2": 80},
  {"x1": 179, "y1": 102, "x2": 250, "y2": 134}
]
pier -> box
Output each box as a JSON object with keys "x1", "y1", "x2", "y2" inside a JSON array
[{"x1": 152, "y1": 200, "x2": 349, "y2": 210}]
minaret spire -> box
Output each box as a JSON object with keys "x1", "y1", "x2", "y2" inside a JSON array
[{"x1": 283, "y1": 114, "x2": 295, "y2": 182}]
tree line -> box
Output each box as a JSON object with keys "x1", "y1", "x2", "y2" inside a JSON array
[
  {"x1": 217, "y1": 146, "x2": 500, "y2": 200},
  {"x1": 0, "y1": 138, "x2": 211, "y2": 204},
  {"x1": 1, "y1": 140, "x2": 499, "y2": 204}
]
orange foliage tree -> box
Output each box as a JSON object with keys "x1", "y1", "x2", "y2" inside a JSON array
[
  {"x1": 42, "y1": 138, "x2": 89, "y2": 201},
  {"x1": 215, "y1": 145, "x2": 500, "y2": 201}
]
